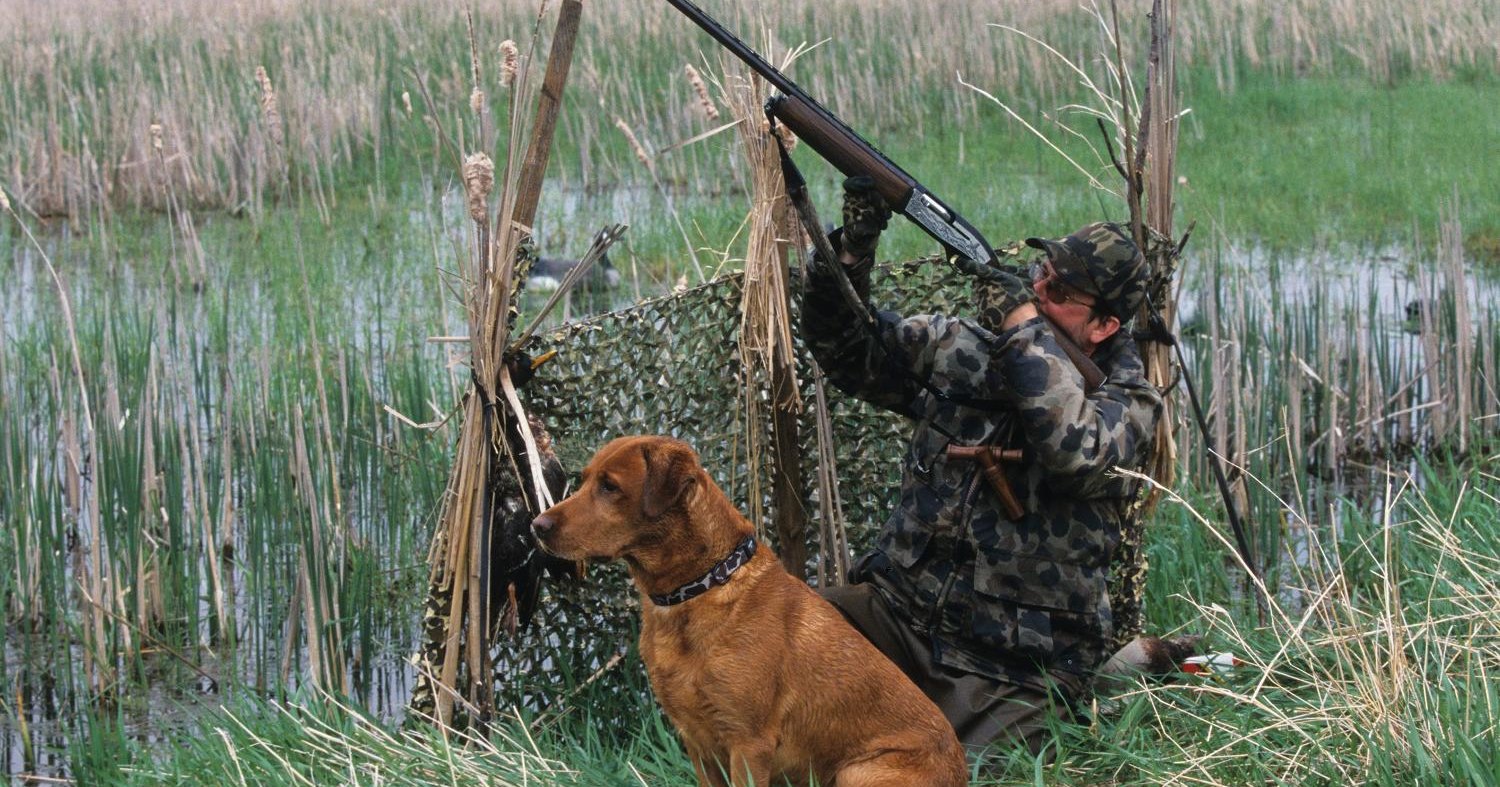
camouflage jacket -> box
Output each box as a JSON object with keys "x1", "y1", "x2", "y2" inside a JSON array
[{"x1": 803, "y1": 254, "x2": 1162, "y2": 696}]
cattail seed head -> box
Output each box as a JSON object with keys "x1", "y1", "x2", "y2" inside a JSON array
[
  {"x1": 772, "y1": 121, "x2": 797, "y2": 153},
  {"x1": 469, "y1": 87, "x2": 485, "y2": 116},
  {"x1": 499, "y1": 40, "x2": 519, "y2": 87},
  {"x1": 685, "y1": 65, "x2": 719, "y2": 121},
  {"x1": 254, "y1": 66, "x2": 284, "y2": 147},
  {"x1": 614, "y1": 117, "x2": 651, "y2": 167},
  {"x1": 402, "y1": 91, "x2": 413, "y2": 117},
  {"x1": 149, "y1": 123, "x2": 164, "y2": 151},
  {"x1": 462, "y1": 153, "x2": 494, "y2": 223},
  {"x1": 0, "y1": 188, "x2": 10, "y2": 212},
  {"x1": 762, "y1": 118, "x2": 798, "y2": 152}
]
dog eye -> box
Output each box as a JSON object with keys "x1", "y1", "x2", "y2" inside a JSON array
[{"x1": 597, "y1": 476, "x2": 619, "y2": 494}]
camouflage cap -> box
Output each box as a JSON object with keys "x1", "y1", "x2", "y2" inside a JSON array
[{"x1": 1025, "y1": 221, "x2": 1149, "y2": 321}]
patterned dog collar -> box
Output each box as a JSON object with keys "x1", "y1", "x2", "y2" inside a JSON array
[{"x1": 649, "y1": 536, "x2": 757, "y2": 607}]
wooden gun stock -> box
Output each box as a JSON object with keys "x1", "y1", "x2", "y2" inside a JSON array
[
  {"x1": 1042, "y1": 316, "x2": 1107, "y2": 392},
  {"x1": 762, "y1": 93, "x2": 916, "y2": 210}
]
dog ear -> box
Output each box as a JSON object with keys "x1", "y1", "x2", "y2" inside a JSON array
[{"x1": 640, "y1": 440, "x2": 698, "y2": 520}]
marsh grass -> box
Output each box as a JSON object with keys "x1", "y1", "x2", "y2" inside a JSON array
[
  {"x1": 1054, "y1": 462, "x2": 1500, "y2": 785},
  {"x1": 3, "y1": 0, "x2": 1496, "y2": 230},
  {"x1": 3, "y1": 0, "x2": 1499, "y2": 782},
  {"x1": 1172, "y1": 223, "x2": 1500, "y2": 586},
  {"x1": 8, "y1": 183, "x2": 1496, "y2": 781},
  {"x1": 0, "y1": 200, "x2": 456, "y2": 773},
  {"x1": 62, "y1": 458, "x2": 1500, "y2": 785},
  {"x1": 5, "y1": 143, "x2": 1500, "y2": 787},
  {"x1": 6, "y1": 2, "x2": 1491, "y2": 271}
]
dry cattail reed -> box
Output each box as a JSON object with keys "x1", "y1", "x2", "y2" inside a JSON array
[
  {"x1": 499, "y1": 40, "x2": 519, "y2": 87},
  {"x1": 773, "y1": 122, "x2": 797, "y2": 153},
  {"x1": 462, "y1": 153, "x2": 494, "y2": 223},
  {"x1": 613, "y1": 117, "x2": 651, "y2": 167},
  {"x1": 759, "y1": 117, "x2": 798, "y2": 153},
  {"x1": 254, "y1": 66, "x2": 284, "y2": 147},
  {"x1": 685, "y1": 64, "x2": 719, "y2": 121}
]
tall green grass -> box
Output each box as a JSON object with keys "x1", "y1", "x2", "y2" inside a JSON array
[
  {"x1": 65, "y1": 460, "x2": 1500, "y2": 785},
  {"x1": 2, "y1": 0, "x2": 1496, "y2": 250},
  {"x1": 0, "y1": 203, "x2": 457, "y2": 774}
]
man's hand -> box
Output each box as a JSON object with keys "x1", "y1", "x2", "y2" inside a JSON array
[
  {"x1": 839, "y1": 176, "x2": 891, "y2": 262},
  {"x1": 974, "y1": 269, "x2": 1037, "y2": 333}
]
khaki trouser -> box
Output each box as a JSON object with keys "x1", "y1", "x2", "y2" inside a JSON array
[{"x1": 818, "y1": 583, "x2": 1073, "y2": 756}]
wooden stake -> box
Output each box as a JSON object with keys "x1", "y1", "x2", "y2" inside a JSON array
[{"x1": 513, "y1": 0, "x2": 583, "y2": 232}]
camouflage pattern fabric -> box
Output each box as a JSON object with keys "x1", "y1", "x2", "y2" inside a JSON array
[
  {"x1": 1109, "y1": 492, "x2": 1152, "y2": 650},
  {"x1": 840, "y1": 176, "x2": 891, "y2": 260},
  {"x1": 802, "y1": 254, "x2": 1163, "y2": 697},
  {"x1": 492, "y1": 255, "x2": 1159, "y2": 716},
  {"x1": 972, "y1": 261, "x2": 1036, "y2": 334}
]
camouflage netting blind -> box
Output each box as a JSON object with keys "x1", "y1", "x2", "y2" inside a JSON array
[
  {"x1": 499, "y1": 257, "x2": 1126, "y2": 711},
  {"x1": 528, "y1": 259, "x2": 961, "y2": 547}
]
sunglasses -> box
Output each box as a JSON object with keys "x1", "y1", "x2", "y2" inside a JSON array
[{"x1": 1029, "y1": 260, "x2": 1098, "y2": 310}]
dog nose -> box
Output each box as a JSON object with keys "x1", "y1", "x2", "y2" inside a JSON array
[{"x1": 531, "y1": 514, "x2": 556, "y2": 541}]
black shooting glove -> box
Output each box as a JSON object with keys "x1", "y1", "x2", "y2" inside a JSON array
[{"x1": 839, "y1": 175, "x2": 891, "y2": 261}]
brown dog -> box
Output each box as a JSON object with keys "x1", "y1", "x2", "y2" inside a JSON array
[{"x1": 532, "y1": 436, "x2": 967, "y2": 787}]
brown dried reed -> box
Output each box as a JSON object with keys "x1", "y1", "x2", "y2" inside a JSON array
[
  {"x1": 254, "y1": 66, "x2": 284, "y2": 149},
  {"x1": 462, "y1": 152, "x2": 495, "y2": 223},
  {"x1": 685, "y1": 64, "x2": 720, "y2": 121},
  {"x1": 612, "y1": 116, "x2": 652, "y2": 168},
  {"x1": 500, "y1": 40, "x2": 520, "y2": 87}
]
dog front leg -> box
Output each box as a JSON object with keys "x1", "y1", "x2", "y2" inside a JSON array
[
  {"x1": 727, "y1": 741, "x2": 775, "y2": 787},
  {"x1": 688, "y1": 748, "x2": 731, "y2": 787},
  {"x1": 690, "y1": 761, "x2": 720, "y2": 787}
]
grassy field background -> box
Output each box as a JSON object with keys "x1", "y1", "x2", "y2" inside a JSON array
[
  {"x1": 2, "y1": 0, "x2": 1498, "y2": 783},
  {"x1": 4, "y1": 0, "x2": 1497, "y2": 259}
]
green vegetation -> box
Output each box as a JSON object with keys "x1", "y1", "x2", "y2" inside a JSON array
[
  {"x1": 3, "y1": 0, "x2": 1496, "y2": 263},
  {"x1": 68, "y1": 462, "x2": 1500, "y2": 785},
  {"x1": 804, "y1": 68, "x2": 1500, "y2": 263}
]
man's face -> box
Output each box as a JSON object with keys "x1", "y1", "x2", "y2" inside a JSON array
[{"x1": 1031, "y1": 259, "x2": 1119, "y2": 353}]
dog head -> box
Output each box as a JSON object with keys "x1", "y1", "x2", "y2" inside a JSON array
[{"x1": 531, "y1": 435, "x2": 703, "y2": 562}]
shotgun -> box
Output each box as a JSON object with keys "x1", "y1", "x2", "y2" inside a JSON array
[{"x1": 664, "y1": 0, "x2": 1104, "y2": 391}]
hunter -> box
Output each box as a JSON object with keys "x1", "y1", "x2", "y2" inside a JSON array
[{"x1": 809, "y1": 176, "x2": 1163, "y2": 754}]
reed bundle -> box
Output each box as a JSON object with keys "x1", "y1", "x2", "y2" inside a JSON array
[
  {"x1": 411, "y1": 71, "x2": 528, "y2": 737},
  {"x1": 717, "y1": 49, "x2": 810, "y2": 575},
  {"x1": 408, "y1": 0, "x2": 600, "y2": 730}
]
